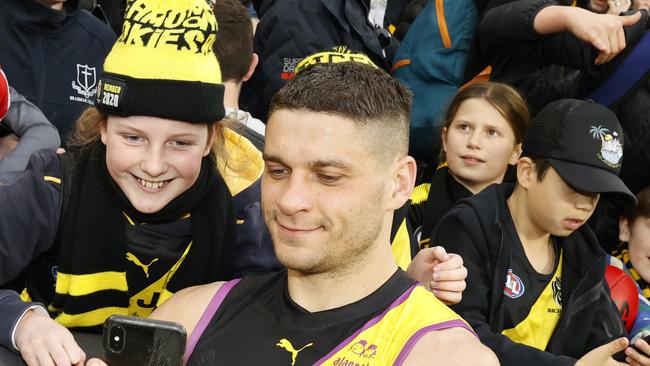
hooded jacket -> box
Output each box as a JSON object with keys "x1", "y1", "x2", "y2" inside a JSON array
[
  {"x1": 0, "y1": 0, "x2": 116, "y2": 140},
  {"x1": 434, "y1": 183, "x2": 625, "y2": 365}
]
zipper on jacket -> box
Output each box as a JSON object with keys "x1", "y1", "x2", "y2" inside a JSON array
[{"x1": 38, "y1": 36, "x2": 47, "y2": 108}]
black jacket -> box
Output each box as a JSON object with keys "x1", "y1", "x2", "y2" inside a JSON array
[
  {"x1": 434, "y1": 183, "x2": 625, "y2": 365},
  {"x1": 240, "y1": 0, "x2": 399, "y2": 119},
  {"x1": 478, "y1": 0, "x2": 649, "y2": 114},
  {"x1": 0, "y1": 0, "x2": 116, "y2": 141}
]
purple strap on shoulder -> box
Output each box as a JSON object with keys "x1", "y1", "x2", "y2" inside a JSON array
[{"x1": 183, "y1": 278, "x2": 241, "y2": 364}]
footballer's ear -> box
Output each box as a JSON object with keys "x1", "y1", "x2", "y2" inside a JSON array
[{"x1": 388, "y1": 155, "x2": 417, "y2": 210}]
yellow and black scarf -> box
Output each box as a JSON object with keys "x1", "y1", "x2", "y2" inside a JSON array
[
  {"x1": 38, "y1": 143, "x2": 235, "y2": 330},
  {"x1": 613, "y1": 246, "x2": 650, "y2": 300}
]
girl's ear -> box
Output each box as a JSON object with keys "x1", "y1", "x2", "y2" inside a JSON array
[
  {"x1": 509, "y1": 143, "x2": 522, "y2": 165},
  {"x1": 441, "y1": 127, "x2": 449, "y2": 153},
  {"x1": 204, "y1": 124, "x2": 218, "y2": 157},
  {"x1": 100, "y1": 119, "x2": 108, "y2": 145}
]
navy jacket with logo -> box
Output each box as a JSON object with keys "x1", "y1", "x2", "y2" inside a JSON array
[
  {"x1": 434, "y1": 183, "x2": 626, "y2": 365},
  {"x1": 240, "y1": 0, "x2": 399, "y2": 119},
  {"x1": 0, "y1": 0, "x2": 116, "y2": 141}
]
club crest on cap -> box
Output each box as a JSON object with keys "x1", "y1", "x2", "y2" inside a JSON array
[{"x1": 589, "y1": 125, "x2": 623, "y2": 168}]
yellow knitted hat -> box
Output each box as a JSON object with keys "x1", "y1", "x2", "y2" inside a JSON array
[{"x1": 95, "y1": 0, "x2": 224, "y2": 123}]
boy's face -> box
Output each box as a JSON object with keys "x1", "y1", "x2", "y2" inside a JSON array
[
  {"x1": 525, "y1": 166, "x2": 600, "y2": 237},
  {"x1": 261, "y1": 109, "x2": 412, "y2": 275},
  {"x1": 621, "y1": 216, "x2": 650, "y2": 283},
  {"x1": 442, "y1": 98, "x2": 521, "y2": 193},
  {"x1": 101, "y1": 115, "x2": 214, "y2": 214}
]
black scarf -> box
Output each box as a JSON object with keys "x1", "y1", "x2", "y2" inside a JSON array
[
  {"x1": 420, "y1": 166, "x2": 472, "y2": 242},
  {"x1": 51, "y1": 143, "x2": 235, "y2": 326}
]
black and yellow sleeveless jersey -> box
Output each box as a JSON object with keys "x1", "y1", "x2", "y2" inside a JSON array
[{"x1": 186, "y1": 270, "x2": 473, "y2": 366}]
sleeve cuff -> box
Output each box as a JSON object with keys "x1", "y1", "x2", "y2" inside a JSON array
[{"x1": 10, "y1": 305, "x2": 48, "y2": 352}]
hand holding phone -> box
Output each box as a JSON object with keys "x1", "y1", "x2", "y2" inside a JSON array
[
  {"x1": 103, "y1": 315, "x2": 186, "y2": 366},
  {"x1": 612, "y1": 334, "x2": 650, "y2": 362}
]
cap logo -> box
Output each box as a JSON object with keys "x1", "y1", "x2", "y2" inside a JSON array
[
  {"x1": 589, "y1": 125, "x2": 622, "y2": 168},
  {"x1": 294, "y1": 46, "x2": 378, "y2": 74}
]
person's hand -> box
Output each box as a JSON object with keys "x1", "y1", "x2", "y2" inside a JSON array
[
  {"x1": 607, "y1": 0, "x2": 632, "y2": 14},
  {"x1": 576, "y1": 337, "x2": 629, "y2": 366},
  {"x1": 85, "y1": 359, "x2": 108, "y2": 366},
  {"x1": 406, "y1": 246, "x2": 467, "y2": 305},
  {"x1": 632, "y1": 0, "x2": 650, "y2": 10},
  {"x1": 0, "y1": 133, "x2": 19, "y2": 159},
  {"x1": 624, "y1": 337, "x2": 650, "y2": 366},
  {"x1": 15, "y1": 309, "x2": 86, "y2": 366},
  {"x1": 564, "y1": 9, "x2": 641, "y2": 64}
]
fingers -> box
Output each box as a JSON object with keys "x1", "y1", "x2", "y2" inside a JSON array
[
  {"x1": 620, "y1": 10, "x2": 642, "y2": 25},
  {"x1": 424, "y1": 246, "x2": 451, "y2": 263},
  {"x1": 63, "y1": 336, "x2": 86, "y2": 365},
  {"x1": 49, "y1": 344, "x2": 73, "y2": 366},
  {"x1": 432, "y1": 252, "x2": 463, "y2": 272},
  {"x1": 432, "y1": 265, "x2": 467, "y2": 283},
  {"x1": 608, "y1": 337, "x2": 631, "y2": 355},
  {"x1": 591, "y1": 11, "x2": 641, "y2": 64},
  {"x1": 430, "y1": 288, "x2": 462, "y2": 305},
  {"x1": 86, "y1": 359, "x2": 109, "y2": 366},
  {"x1": 626, "y1": 339, "x2": 650, "y2": 366},
  {"x1": 430, "y1": 276, "x2": 467, "y2": 293},
  {"x1": 16, "y1": 311, "x2": 84, "y2": 366}
]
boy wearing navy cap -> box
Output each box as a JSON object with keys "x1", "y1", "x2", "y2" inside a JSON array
[{"x1": 434, "y1": 99, "x2": 649, "y2": 365}]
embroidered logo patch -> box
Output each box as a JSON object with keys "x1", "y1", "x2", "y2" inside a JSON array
[
  {"x1": 280, "y1": 57, "x2": 302, "y2": 80},
  {"x1": 96, "y1": 78, "x2": 126, "y2": 110},
  {"x1": 589, "y1": 125, "x2": 623, "y2": 168},
  {"x1": 70, "y1": 64, "x2": 97, "y2": 104},
  {"x1": 504, "y1": 269, "x2": 525, "y2": 299}
]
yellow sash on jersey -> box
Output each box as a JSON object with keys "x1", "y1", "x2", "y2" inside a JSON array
[
  {"x1": 315, "y1": 285, "x2": 473, "y2": 365},
  {"x1": 502, "y1": 250, "x2": 563, "y2": 350}
]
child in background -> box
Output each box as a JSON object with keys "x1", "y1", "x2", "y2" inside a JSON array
[
  {"x1": 610, "y1": 186, "x2": 650, "y2": 341},
  {"x1": 408, "y1": 82, "x2": 529, "y2": 251},
  {"x1": 434, "y1": 99, "x2": 649, "y2": 365},
  {"x1": 0, "y1": 0, "x2": 237, "y2": 364}
]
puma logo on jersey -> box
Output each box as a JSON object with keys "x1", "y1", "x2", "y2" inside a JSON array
[
  {"x1": 126, "y1": 252, "x2": 158, "y2": 278},
  {"x1": 276, "y1": 338, "x2": 313, "y2": 366}
]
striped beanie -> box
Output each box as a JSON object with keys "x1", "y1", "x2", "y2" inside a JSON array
[{"x1": 95, "y1": 0, "x2": 224, "y2": 124}]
